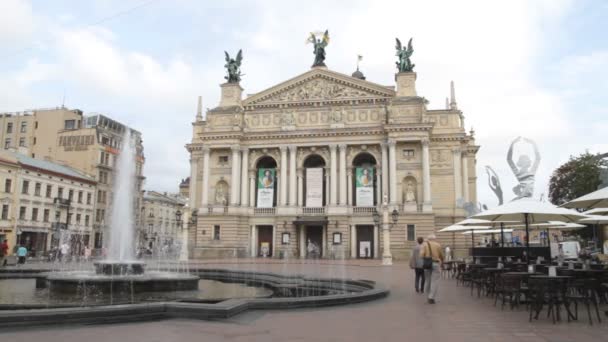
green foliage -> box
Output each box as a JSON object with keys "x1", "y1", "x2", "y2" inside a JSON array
[{"x1": 549, "y1": 152, "x2": 608, "y2": 205}]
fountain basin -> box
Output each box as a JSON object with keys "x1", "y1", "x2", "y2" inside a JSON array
[
  {"x1": 44, "y1": 271, "x2": 199, "y2": 294},
  {"x1": 94, "y1": 261, "x2": 146, "y2": 276}
]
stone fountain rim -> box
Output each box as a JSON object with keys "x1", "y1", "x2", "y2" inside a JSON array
[{"x1": 0, "y1": 268, "x2": 389, "y2": 329}]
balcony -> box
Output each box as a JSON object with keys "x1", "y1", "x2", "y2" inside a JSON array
[
  {"x1": 254, "y1": 207, "x2": 276, "y2": 215},
  {"x1": 301, "y1": 207, "x2": 325, "y2": 215},
  {"x1": 353, "y1": 207, "x2": 377, "y2": 215},
  {"x1": 51, "y1": 222, "x2": 67, "y2": 230}
]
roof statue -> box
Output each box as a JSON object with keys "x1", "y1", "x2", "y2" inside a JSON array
[
  {"x1": 307, "y1": 30, "x2": 330, "y2": 67},
  {"x1": 224, "y1": 49, "x2": 243, "y2": 83},
  {"x1": 395, "y1": 38, "x2": 415, "y2": 72},
  {"x1": 507, "y1": 136, "x2": 540, "y2": 200}
]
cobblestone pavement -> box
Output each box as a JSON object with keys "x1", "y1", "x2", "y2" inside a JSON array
[{"x1": 1, "y1": 260, "x2": 607, "y2": 341}]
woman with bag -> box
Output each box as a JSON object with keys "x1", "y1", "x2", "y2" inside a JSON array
[
  {"x1": 409, "y1": 237, "x2": 425, "y2": 293},
  {"x1": 419, "y1": 234, "x2": 444, "y2": 304}
]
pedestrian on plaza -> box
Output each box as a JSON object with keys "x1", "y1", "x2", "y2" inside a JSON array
[
  {"x1": 420, "y1": 234, "x2": 444, "y2": 304},
  {"x1": 83, "y1": 245, "x2": 91, "y2": 262},
  {"x1": 0, "y1": 239, "x2": 9, "y2": 266},
  {"x1": 16, "y1": 245, "x2": 27, "y2": 265},
  {"x1": 60, "y1": 243, "x2": 70, "y2": 262},
  {"x1": 409, "y1": 237, "x2": 425, "y2": 293}
]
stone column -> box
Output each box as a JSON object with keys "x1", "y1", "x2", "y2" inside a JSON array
[
  {"x1": 381, "y1": 143, "x2": 389, "y2": 201},
  {"x1": 346, "y1": 168, "x2": 353, "y2": 206},
  {"x1": 350, "y1": 225, "x2": 357, "y2": 258},
  {"x1": 324, "y1": 170, "x2": 330, "y2": 206},
  {"x1": 462, "y1": 151, "x2": 470, "y2": 203},
  {"x1": 240, "y1": 147, "x2": 249, "y2": 207},
  {"x1": 376, "y1": 170, "x2": 382, "y2": 206},
  {"x1": 388, "y1": 140, "x2": 398, "y2": 204},
  {"x1": 279, "y1": 146, "x2": 288, "y2": 206},
  {"x1": 338, "y1": 144, "x2": 347, "y2": 205},
  {"x1": 299, "y1": 226, "x2": 306, "y2": 258},
  {"x1": 297, "y1": 169, "x2": 303, "y2": 207},
  {"x1": 249, "y1": 171, "x2": 256, "y2": 207},
  {"x1": 230, "y1": 145, "x2": 241, "y2": 206},
  {"x1": 250, "y1": 225, "x2": 256, "y2": 257},
  {"x1": 188, "y1": 157, "x2": 198, "y2": 209},
  {"x1": 382, "y1": 206, "x2": 392, "y2": 265},
  {"x1": 453, "y1": 148, "x2": 462, "y2": 205},
  {"x1": 421, "y1": 139, "x2": 432, "y2": 211},
  {"x1": 329, "y1": 144, "x2": 337, "y2": 206},
  {"x1": 201, "y1": 147, "x2": 210, "y2": 207},
  {"x1": 289, "y1": 145, "x2": 297, "y2": 206}
]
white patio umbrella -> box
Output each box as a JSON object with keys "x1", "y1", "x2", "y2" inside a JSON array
[
  {"x1": 462, "y1": 229, "x2": 513, "y2": 235},
  {"x1": 439, "y1": 224, "x2": 491, "y2": 257},
  {"x1": 582, "y1": 208, "x2": 608, "y2": 216},
  {"x1": 563, "y1": 187, "x2": 608, "y2": 209},
  {"x1": 579, "y1": 215, "x2": 608, "y2": 244},
  {"x1": 473, "y1": 198, "x2": 587, "y2": 263}
]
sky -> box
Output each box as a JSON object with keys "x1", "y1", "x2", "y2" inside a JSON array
[{"x1": 1, "y1": 0, "x2": 607, "y2": 208}]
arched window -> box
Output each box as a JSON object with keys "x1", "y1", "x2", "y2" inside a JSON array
[
  {"x1": 303, "y1": 154, "x2": 326, "y2": 207},
  {"x1": 255, "y1": 156, "x2": 277, "y2": 207},
  {"x1": 352, "y1": 153, "x2": 378, "y2": 206}
]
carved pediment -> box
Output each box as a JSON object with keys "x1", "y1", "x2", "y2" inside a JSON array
[{"x1": 243, "y1": 68, "x2": 395, "y2": 106}]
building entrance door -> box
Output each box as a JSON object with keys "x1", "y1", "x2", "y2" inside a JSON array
[
  {"x1": 306, "y1": 225, "x2": 323, "y2": 258},
  {"x1": 257, "y1": 225, "x2": 273, "y2": 257},
  {"x1": 356, "y1": 225, "x2": 374, "y2": 259}
]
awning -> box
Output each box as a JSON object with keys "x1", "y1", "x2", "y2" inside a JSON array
[
  {"x1": 17, "y1": 227, "x2": 50, "y2": 234},
  {"x1": 293, "y1": 216, "x2": 329, "y2": 226}
]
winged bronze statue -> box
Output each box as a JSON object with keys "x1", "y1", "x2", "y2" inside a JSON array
[
  {"x1": 395, "y1": 38, "x2": 415, "y2": 72},
  {"x1": 224, "y1": 49, "x2": 243, "y2": 83},
  {"x1": 308, "y1": 30, "x2": 330, "y2": 67}
]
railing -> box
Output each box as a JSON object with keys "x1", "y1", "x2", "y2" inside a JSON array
[
  {"x1": 353, "y1": 207, "x2": 376, "y2": 214},
  {"x1": 302, "y1": 207, "x2": 325, "y2": 215},
  {"x1": 254, "y1": 207, "x2": 276, "y2": 215}
]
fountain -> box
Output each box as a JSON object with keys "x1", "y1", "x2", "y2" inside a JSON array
[{"x1": 42, "y1": 131, "x2": 198, "y2": 294}]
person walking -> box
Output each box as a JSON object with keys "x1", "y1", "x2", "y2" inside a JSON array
[
  {"x1": 83, "y1": 245, "x2": 91, "y2": 262},
  {"x1": 16, "y1": 245, "x2": 27, "y2": 265},
  {"x1": 0, "y1": 239, "x2": 8, "y2": 266},
  {"x1": 60, "y1": 243, "x2": 70, "y2": 263},
  {"x1": 420, "y1": 234, "x2": 444, "y2": 304},
  {"x1": 409, "y1": 237, "x2": 425, "y2": 293}
]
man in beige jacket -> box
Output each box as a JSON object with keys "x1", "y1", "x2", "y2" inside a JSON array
[{"x1": 419, "y1": 234, "x2": 444, "y2": 304}]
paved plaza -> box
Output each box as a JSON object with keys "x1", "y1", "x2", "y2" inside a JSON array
[{"x1": 1, "y1": 260, "x2": 607, "y2": 341}]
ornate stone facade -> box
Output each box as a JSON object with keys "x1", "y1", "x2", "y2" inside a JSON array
[{"x1": 186, "y1": 66, "x2": 479, "y2": 260}]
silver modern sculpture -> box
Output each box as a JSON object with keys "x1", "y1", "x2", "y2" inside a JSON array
[
  {"x1": 507, "y1": 136, "x2": 540, "y2": 200},
  {"x1": 485, "y1": 166, "x2": 504, "y2": 205}
]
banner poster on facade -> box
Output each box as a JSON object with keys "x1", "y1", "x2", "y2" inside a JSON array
[
  {"x1": 306, "y1": 167, "x2": 323, "y2": 207},
  {"x1": 355, "y1": 167, "x2": 374, "y2": 206},
  {"x1": 257, "y1": 168, "x2": 275, "y2": 208}
]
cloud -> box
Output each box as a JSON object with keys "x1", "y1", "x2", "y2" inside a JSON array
[{"x1": 1, "y1": 0, "x2": 602, "y2": 207}]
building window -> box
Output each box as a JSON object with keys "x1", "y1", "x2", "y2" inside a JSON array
[
  {"x1": 43, "y1": 209, "x2": 50, "y2": 223},
  {"x1": 64, "y1": 120, "x2": 76, "y2": 130},
  {"x1": 4, "y1": 139, "x2": 10, "y2": 149},
  {"x1": 55, "y1": 211, "x2": 60, "y2": 222},
  {"x1": 33, "y1": 137, "x2": 36, "y2": 145},
  {"x1": 67, "y1": 213, "x2": 72, "y2": 224},
  {"x1": 86, "y1": 192, "x2": 92, "y2": 205},
  {"x1": 4, "y1": 179, "x2": 11, "y2": 193},
  {"x1": 76, "y1": 213, "x2": 81, "y2": 224},
  {"x1": 21, "y1": 180, "x2": 29, "y2": 194},
  {"x1": 35, "y1": 121, "x2": 38, "y2": 129},
  {"x1": 31, "y1": 208, "x2": 38, "y2": 221},
  {"x1": 6, "y1": 123, "x2": 12, "y2": 133},
  {"x1": 213, "y1": 225, "x2": 221, "y2": 240},
  {"x1": 218, "y1": 155, "x2": 229, "y2": 164},
  {"x1": 407, "y1": 224, "x2": 416, "y2": 242},
  {"x1": 58, "y1": 187, "x2": 64, "y2": 198},
  {"x1": 403, "y1": 149, "x2": 415, "y2": 159},
  {"x1": 19, "y1": 206, "x2": 26, "y2": 220},
  {"x1": 34, "y1": 182, "x2": 41, "y2": 196},
  {"x1": 46, "y1": 184, "x2": 52, "y2": 198},
  {"x1": 1, "y1": 205, "x2": 8, "y2": 220},
  {"x1": 19, "y1": 137, "x2": 26, "y2": 147},
  {"x1": 78, "y1": 191, "x2": 83, "y2": 203},
  {"x1": 68, "y1": 189, "x2": 74, "y2": 201},
  {"x1": 20, "y1": 122, "x2": 27, "y2": 133},
  {"x1": 85, "y1": 215, "x2": 89, "y2": 226}
]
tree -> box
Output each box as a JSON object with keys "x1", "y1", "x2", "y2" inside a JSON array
[{"x1": 549, "y1": 152, "x2": 608, "y2": 205}]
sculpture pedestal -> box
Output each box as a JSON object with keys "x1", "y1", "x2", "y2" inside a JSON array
[{"x1": 395, "y1": 72, "x2": 417, "y2": 97}]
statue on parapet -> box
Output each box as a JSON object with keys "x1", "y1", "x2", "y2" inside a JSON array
[
  {"x1": 395, "y1": 38, "x2": 415, "y2": 72},
  {"x1": 507, "y1": 136, "x2": 540, "y2": 200},
  {"x1": 307, "y1": 30, "x2": 330, "y2": 67},
  {"x1": 224, "y1": 50, "x2": 243, "y2": 83}
]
